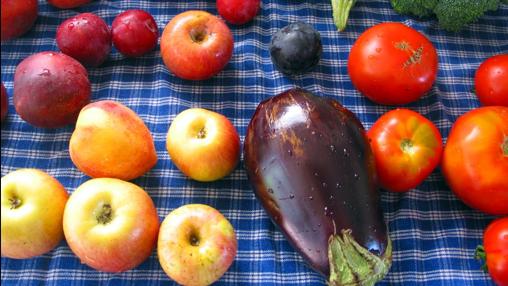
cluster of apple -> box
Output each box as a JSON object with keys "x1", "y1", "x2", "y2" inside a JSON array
[
  {"x1": 1, "y1": 169, "x2": 238, "y2": 286},
  {"x1": 0, "y1": 0, "x2": 265, "y2": 285}
]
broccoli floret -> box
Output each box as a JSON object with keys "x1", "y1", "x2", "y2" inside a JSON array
[
  {"x1": 390, "y1": 0, "x2": 504, "y2": 31},
  {"x1": 434, "y1": 0, "x2": 500, "y2": 32},
  {"x1": 390, "y1": 0, "x2": 438, "y2": 18}
]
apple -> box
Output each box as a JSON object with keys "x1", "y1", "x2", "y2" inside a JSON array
[
  {"x1": 217, "y1": 0, "x2": 260, "y2": 25},
  {"x1": 166, "y1": 108, "x2": 240, "y2": 182},
  {"x1": 69, "y1": 100, "x2": 157, "y2": 181},
  {"x1": 1, "y1": 0, "x2": 38, "y2": 41},
  {"x1": 160, "y1": 10, "x2": 234, "y2": 80},
  {"x1": 1, "y1": 169, "x2": 68, "y2": 259},
  {"x1": 56, "y1": 13, "x2": 111, "y2": 67},
  {"x1": 63, "y1": 178, "x2": 159, "y2": 272},
  {"x1": 13, "y1": 51, "x2": 91, "y2": 128},
  {"x1": 158, "y1": 204, "x2": 237, "y2": 286},
  {"x1": 47, "y1": 0, "x2": 92, "y2": 9},
  {"x1": 1, "y1": 82, "x2": 7, "y2": 122},
  {"x1": 112, "y1": 9, "x2": 159, "y2": 57}
]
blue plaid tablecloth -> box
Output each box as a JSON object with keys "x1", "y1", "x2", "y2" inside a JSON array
[{"x1": 1, "y1": 0, "x2": 507, "y2": 285}]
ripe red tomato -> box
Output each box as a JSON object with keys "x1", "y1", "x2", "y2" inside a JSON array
[
  {"x1": 476, "y1": 217, "x2": 508, "y2": 286},
  {"x1": 475, "y1": 54, "x2": 508, "y2": 107},
  {"x1": 217, "y1": 0, "x2": 260, "y2": 25},
  {"x1": 367, "y1": 108, "x2": 443, "y2": 192},
  {"x1": 442, "y1": 106, "x2": 508, "y2": 215},
  {"x1": 348, "y1": 22, "x2": 438, "y2": 105}
]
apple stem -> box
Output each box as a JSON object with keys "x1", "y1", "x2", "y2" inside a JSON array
[
  {"x1": 190, "y1": 234, "x2": 200, "y2": 246},
  {"x1": 97, "y1": 204, "x2": 113, "y2": 224},
  {"x1": 197, "y1": 127, "x2": 207, "y2": 139},
  {"x1": 190, "y1": 28, "x2": 207, "y2": 43},
  {"x1": 9, "y1": 197, "x2": 21, "y2": 209},
  {"x1": 400, "y1": 138, "x2": 414, "y2": 153}
]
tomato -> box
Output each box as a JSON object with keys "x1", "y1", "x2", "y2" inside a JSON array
[
  {"x1": 442, "y1": 106, "x2": 508, "y2": 215},
  {"x1": 475, "y1": 54, "x2": 508, "y2": 107},
  {"x1": 476, "y1": 217, "x2": 508, "y2": 286},
  {"x1": 367, "y1": 108, "x2": 443, "y2": 192},
  {"x1": 348, "y1": 22, "x2": 438, "y2": 105}
]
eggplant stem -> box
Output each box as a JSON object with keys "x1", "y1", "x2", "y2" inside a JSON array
[
  {"x1": 328, "y1": 229, "x2": 392, "y2": 286},
  {"x1": 331, "y1": 0, "x2": 357, "y2": 31}
]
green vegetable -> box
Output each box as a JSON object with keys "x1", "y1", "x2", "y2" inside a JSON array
[
  {"x1": 331, "y1": 0, "x2": 357, "y2": 31},
  {"x1": 391, "y1": 0, "x2": 506, "y2": 32}
]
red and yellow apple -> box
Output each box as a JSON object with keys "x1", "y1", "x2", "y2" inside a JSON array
[
  {"x1": 69, "y1": 100, "x2": 157, "y2": 181},
  {"x1": 63, "y1": 178, "x2": 159, "y2": 272},
  {"x1": 166, "y1": 108, "x2": 240, "y2": 182},
  {"x1": 158, "y1": 204, "x2": 237, "y2": 286},
  {"x1": 1, "y1": 0, "x2": 38, "y2": 41},
  {"x1": 1, "y1": 169, "x2": 68, "y2": 259},
  {"x1": 160, "y1": 10, "x2": 234, "y2": 80}
]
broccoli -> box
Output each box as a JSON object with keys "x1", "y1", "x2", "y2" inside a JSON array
[
  {"x1": 391, "y1": 0, "x2": 439, "y2": 18},
  {"x1": 390, "y1": 0, "x2": 506, "y2": 32}
]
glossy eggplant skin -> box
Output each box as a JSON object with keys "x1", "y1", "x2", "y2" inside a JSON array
[{"x1": 244, "y1": 88, "x2": 390, "y2": 280}]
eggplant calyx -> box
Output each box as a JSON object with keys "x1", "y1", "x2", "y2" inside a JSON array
[{"x1": 328, "y1": 229, "x2": 392, "y2": 286}]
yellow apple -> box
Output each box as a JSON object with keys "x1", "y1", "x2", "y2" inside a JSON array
[
  {"x1": 166, "y1": 108, "x2": 240, "y2": 182},
  {"x1": 158, "y1": 204, "x2": 237, "y2": 286},
  {"x1": 1, "y1": 169, "x2": 68, "y2": 259},
  {"x1": 63, "y1": 178, "x2": 159, "y2": 272}
]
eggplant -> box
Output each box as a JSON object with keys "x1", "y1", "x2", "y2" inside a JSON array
[{"x1": 244, "y1": 88, "x2": 391, "y2": 285}]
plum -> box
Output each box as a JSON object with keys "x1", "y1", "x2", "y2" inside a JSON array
[
  {"x1": 1, "y1": 83, "x2": 7, "y2": 122},
  {"x1": 56, "y1": 13, "x2": 111, "y2": 67},
  {"x1": 1, "y1": 0, "x2": 38, "y2": 41},
  {"x1": 13, "y1": 51, "x2": 91, "y2": 128},
  {"x1": 47, "y1": 0, "x2": 92, "y2": 9},
  {"x1": 112, "y1": 9, "x2": 159, "y2": 58},
  {"x1": 269, "y1": 22, "x2": 322, "y2": 75}
]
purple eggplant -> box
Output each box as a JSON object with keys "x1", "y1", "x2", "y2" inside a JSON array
[{"x1": 244, "y1": 88, "x2": 391, "y2": 285}]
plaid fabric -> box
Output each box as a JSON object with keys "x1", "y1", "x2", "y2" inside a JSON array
[{"x1": 1, "y1": 0, "x2": 507, "y2": 285}]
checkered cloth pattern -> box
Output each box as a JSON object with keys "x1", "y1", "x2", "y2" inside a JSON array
[{"x1": 1, "y1": 0, "x2": 507, "y2": 285}]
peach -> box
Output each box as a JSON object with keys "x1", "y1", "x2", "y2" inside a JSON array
[{"x1": 69, "y1": 100, "x2": 157, "y2": 181}]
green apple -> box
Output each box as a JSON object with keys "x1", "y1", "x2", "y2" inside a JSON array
[
  {"x1": 1, "y1": 169, "x2": 68, "y2": 259},
  {"x1": 63, "y1": 178, "x2": 159, "y2": 272},
  {"x1": 158, "y1": 204, "x2": 237, "y2": 286}
]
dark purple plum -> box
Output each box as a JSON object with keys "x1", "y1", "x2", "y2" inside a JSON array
[{"x1": 269, "y1": 22, "x2": 322, "y2": 75}]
